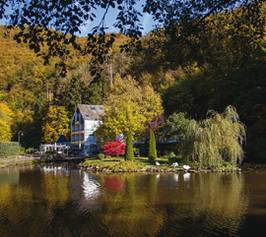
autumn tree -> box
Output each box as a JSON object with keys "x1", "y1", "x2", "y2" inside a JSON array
[
  {"x1": 0, "y1": 0, "x2": 261, "y2": 78},
  {"x1": 42, "y1": 106, "x2": 70, "y2": 143},
  {"x1": 0, "y1": 27, "x2": 92, "y2": 147},
  {"x1": 97, "y1": 75, "x2": 163, "y2": 160},
  {"x1": 0, "y1": 102, "x2": 13, "y2": 142}
]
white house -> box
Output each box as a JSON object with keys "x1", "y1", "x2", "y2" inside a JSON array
[{"x1": 71, "y1": 104, "x2": 104, "y2": 155}]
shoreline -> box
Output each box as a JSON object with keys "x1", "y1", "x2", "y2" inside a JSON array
[
  {"x1": 0, "y1": 155, "x2": 40, "y2": 168},
  {"x1": 80, "y1": 158, "x2": 242, "y2": 173},
  {"x1": 2, "y1": 155, "x2": 265, "y2": 173},
  {"x1": 80, "y1": 165, "x2": 242, "y2": 173}
]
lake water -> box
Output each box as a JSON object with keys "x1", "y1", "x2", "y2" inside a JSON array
[{"x1": 0, "y1": 164, "x2": 266, "y2": 237}]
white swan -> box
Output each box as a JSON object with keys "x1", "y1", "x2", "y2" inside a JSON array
[
  {"x1": 155, "y1": 161, "x2": 160, "y2": 166},
  {"x1": 172, "y1": 162, "x2": 178, "y2": 167},
  {"x1": 183, "y1": 165, "x2": 191, "y2": 171}
]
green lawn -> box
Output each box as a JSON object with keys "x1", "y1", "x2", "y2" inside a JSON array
[
  {"x1": 81, "y1": 156, "x2": 239, "y2": 172},
  {"x1": 81, "y1": 156, "x2": 183, "y2": 172}
]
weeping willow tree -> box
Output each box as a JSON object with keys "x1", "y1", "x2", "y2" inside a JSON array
[{"x1": 182, "y1": 106, "x2": 246, "y2": 168}]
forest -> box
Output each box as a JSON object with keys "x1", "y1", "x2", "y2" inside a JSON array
[{"x1": 0, "y1": 2, "x2": 265, "y2": 162}]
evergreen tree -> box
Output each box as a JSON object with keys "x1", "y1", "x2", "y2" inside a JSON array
[
  {"x1": 125, "y1": 131, "x2": 134, "y2": 161},
  {"x1": 64, "y1": 77, "x2": 83, "y2": 116},
  {"x1": 148, "y1": 129, "x2": 157, "y2": 163}
]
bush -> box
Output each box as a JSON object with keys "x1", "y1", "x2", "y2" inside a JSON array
[
  {"x1": 167, "y1": 152, "x2": 178, "y2": 164},
  {"x1": 0, "y1": 142, "x2": 22, "y2": 157},
  {"x1": 134, "y1": 147, "x2": 140, "y2": 157},
  {"x1": 25, "y1": 147, "x2": 37, "y2": 154},
  {"x1": 97, "y1": 153, "x2": 105, "y2": 160},
  {"x1": 102, "y1": 140, "x2": 125, "y2": 156}
]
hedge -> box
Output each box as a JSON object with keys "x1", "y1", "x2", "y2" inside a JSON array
[{"x1": 0, "y1": 142, "x2": 22, "y2": 157}]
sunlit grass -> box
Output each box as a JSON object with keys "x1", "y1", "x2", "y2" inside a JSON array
[{"x1": 81, "y1": 156, "x2": 238, "y2": 172}]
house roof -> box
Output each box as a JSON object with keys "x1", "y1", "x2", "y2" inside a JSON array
[
  {"x1": 56, "y1": 134, "x2": 68, "y2": 144},
  {"x1": 77, "y1": 104, "x2": 104, "y2": 120}
]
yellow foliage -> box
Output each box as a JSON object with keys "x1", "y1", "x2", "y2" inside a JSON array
[
  {"x1": 42, "y1": 106, "x2": 70, "y2": 143},
  {"x1": 99, "y1": 75, "x2": 163, "y2": 139},
  {"x1": 0, "y1": 102, "x2": 13, "y2": 141}
]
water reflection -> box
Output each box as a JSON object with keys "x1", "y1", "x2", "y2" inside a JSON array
[
  {"x1": 104, "y1": 175, "x2": 124, "y2": 192},
  {"x1": 82, "y1": 172, "x2": 100, "y2": 199},
  {"x1": 174, "y1": 174, "x2": 179, "y2": 182},
  {"x1": 183, "y1": 172, "x2": 191, "y2": 182},
  {"x1": 0, "y1": 165, "x2": 265, "y2": 237},
  {"x1": 42, "y1": 165, "x2": 69, "y2": 174}
]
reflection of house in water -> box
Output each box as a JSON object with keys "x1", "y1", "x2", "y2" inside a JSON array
[
  {"x1": 69, "y1": 170, "x2": 101, "y2": 210},
  {"x1": 71, "y1": 104, "x2": 104, "y2": 155},
  {"x1": 82, "y1": 173, "x2": 100, "y2": 199},
  {"x1": 42, "y1": 165, "x2": 69, "y2": 174}
]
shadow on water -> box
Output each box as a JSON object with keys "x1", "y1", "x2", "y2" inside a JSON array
[{"x1": 0, "y1": 164, "x2": 266, "y2": 237}]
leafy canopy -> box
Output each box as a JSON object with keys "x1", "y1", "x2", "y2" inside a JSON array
[
  {"x1": 0, "y1": 1, "x2": 262, "y2": 76},
  {"x1": 42, "y1": 106, "x2": 70, "y2": 143},
  {"x1": 182, "y1": 106, "x2": 246, "y2": 168},
  {"x1": 0, "y1": 102, "x2": 13, "y2": 142},
  {"x1": 97, "y1": 75, "x2": 163, "y2": 140}
]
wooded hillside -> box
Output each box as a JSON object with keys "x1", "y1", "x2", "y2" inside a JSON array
[{"x1": 0, "y1": 3, "x2": 265, "y2": 161}]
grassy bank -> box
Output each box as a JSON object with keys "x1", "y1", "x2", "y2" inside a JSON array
[
  {"x1": 81, "y1": 157, "x2": 241, "y2": 173},
  {"x1": 0, "y1": 155, "x2": 40, "y2": 168}
]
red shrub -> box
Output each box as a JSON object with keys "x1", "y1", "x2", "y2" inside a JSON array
[{"x1": 102, "y1": 140, "x2": 125, "y2": 156}]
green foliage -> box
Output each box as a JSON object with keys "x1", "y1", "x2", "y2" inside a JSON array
[
  {"x1": 62, "y1": 76, "x2": 106, "y2": 117},
  {"x1": 0, "y1": 1, "x2": 265, "y2": 161},
  {"x1": 25, "y1": 147, "x2": 37, "y2": 154},
  {"x1": 63, "y1": 77, "x2": 84, "y2": 116},
  {"x1": 97, "y1": 153, "x2": 105, "y2": 160},
  {"x1": 134, "y1": 3, "x2": 266, "y2": 161},
  {"x1": 148, "y1": 129, "x2": 157, "y2": 163},
  {"x1": 125, "y1": 132, "x2": 134, "y2": 161},
  {"x1": 161, "y1": 112, "x2": 191, "y2": 142},
  {"x1": 0, "y1": 142, "x2": 21, "y2": 157},
  {"x1": 182, "y1": 106, "x2": 245, "y2": 168},
  {"x1": 42, "y1": 106, "x2": 70, "y2": 143},
  {"x1": 166, "y1": 152, "x2": 179, "y2": 164},
  {"x1": 82, "y1": 158, "x2": 146, "y2": 171},
  {"x1": 0, "y1": 27, "x2": 102, "y2": 147},
  {"x1": 163, "y1": 61, "x2": 266, "y2": 161},
  {"x1": 97, "y1": 75, "x2": 163, "y2": 140}
]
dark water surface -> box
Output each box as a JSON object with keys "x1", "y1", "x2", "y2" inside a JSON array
[{"x1": 0, "y1": 164, "x2": 266, "y2": 237}]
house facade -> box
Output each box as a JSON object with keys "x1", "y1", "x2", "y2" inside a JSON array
[{"x1": 71, "y1": 104, "x2": 104, "y2": 155}]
